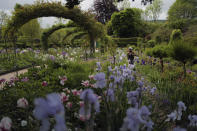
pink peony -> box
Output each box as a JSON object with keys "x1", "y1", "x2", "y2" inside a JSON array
[
  {"x1": 60, "y1": 92, "x2": 69, "y2": 102},
  {"x1": 88, "y1": 75, "x2": 94, "y2": 80},
  {"x1": 81, "y1": 80, "x2": 90, "y2": 87},
  {"x1": 79, "y1": 101, "x2": 84, "y2": 107},
  {"x1": 62, "y1": 88, "x2": 70, "y2": 93},
  {"x1": 42, "y1": 81, "x2": 48, "y2": 86},
  {"x1": 59, "y1": 76, "x2": 67, "y2": 86},
  {"x1": 72, "y1": 89, "x2": 79, "y2": 96},
  {"x1": 0, "y1": 117, "x2": 12, "y2": 131},
  {"x1": 66, "y1": 102, "x2": 72, "y2": 109},
  {"x1": 17, "y1": 98, "x2": 28, "y2": 108}
]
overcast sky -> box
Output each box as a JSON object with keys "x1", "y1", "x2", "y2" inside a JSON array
[{"x1": 0, "y1": 0, "x2": 175, "y2": 28}]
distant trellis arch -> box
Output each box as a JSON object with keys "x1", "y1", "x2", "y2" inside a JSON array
[
  {"x1": 41, "y1": 23, "x2": 77, "y2": 50},
  {"x1": 4, "y1": 1, "x2": 104, "y2": 52}
]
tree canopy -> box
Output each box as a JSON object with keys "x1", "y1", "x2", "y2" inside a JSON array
[
  {"x1": 168, "y1": 0, "x2": 197, "y2": 22},
  {"x1": 110, "y1": 8, "x2": 143, "y2": 38}
]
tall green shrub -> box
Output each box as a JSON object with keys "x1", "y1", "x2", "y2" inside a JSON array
[
  {"x1": 170, "y1": 29, "x2": 183, "y2": 44},
  {"x1": 148, "y1": 45, "x2": 169, "y2": 72},
  {"x1": 169, "y1": 40, "x2": 197, "y2": 77}
]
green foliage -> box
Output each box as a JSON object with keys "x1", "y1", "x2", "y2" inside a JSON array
[
  {"x1": 145, "y1": 0, "x2": 163, "y2": 21},
  {"x1": 147, "y1": 39, "x2": 156, "y2": 48},
  {"x1": 169, "y1": 40, "x2": 197, "y2": 64},
  {"x1": 106, "y1": 21, "x2": 113, "y2": 36},
  {"x1": 3, "y1": 1, "x2": 105, "y2": 52},
  {"x1": 151, "y1": 23, "x2": 172, "y2": 43},
  {"x1": 155, "y1": 35, "x2": 161, "y2": 44},
  {"x1": 168, "y1": 19, "x2": 187, "y2": 32},
  {"x1": 19, "y1": 19, "x2": 41, "y2": 48},
  {"x1": 110, "y1": 8, "x2": 143, "y2": 38},
  {"x1": 170, "y1": 29, "x2": 183, "y2": 44},
  {"x1": 168, "y1": 0, "x2": 197, "y2": 22},
  {"x1": 41, "y1": 23, "x2": 77, "y2": 50},
  {"x1": 112, "y1": 37, "x2": 138, "y2": 47},
  {"x1": 151, "y1": 44, "x2": 169, "y2": 58}
]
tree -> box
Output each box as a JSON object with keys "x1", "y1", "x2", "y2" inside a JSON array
[
  {"x1": 65, "y1": 0, "x2": 83, "y2": 9},
  {"x1": 146, "y1": 44, "x2": 169, "y2": 72},
  {"x1": 93, "y1": 0, "x2": 118, "y2": 24},
  {"x1": 145, "y1": 0, "x2": 163, "y2": 21},
  {"x1": 0, "y1": 11, "x2": 9, "y2": 40},
  {"x1": 169, "y1": 40, "x2": 197, "y2": 77},
  {"x1": 19, "y1": 19, "x2": 41, "y2": 48},
  {"x1": 168, "y1": 0, "x2": 197, "y2": 22},
  {"x1": 115, "y1": 0, "x2": 131, "y2": 10},
  {"x1": 110, "y1": 8, "x2": 143, "y2": 38}
]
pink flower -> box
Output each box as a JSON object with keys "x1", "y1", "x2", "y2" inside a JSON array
[
  {"x1": 42, "y1": 81, "x2": 48, "y2": 86},
  {"x1": 17, "y1": 98, "x2": 28, "y2": 108},
  {"x1": 0, "y1": 117, "x2": 12, "y2": 131},
  {"x1": 72, "y1": 89, "x2": 79, "y2": 96},
  {"x1": 0, "y1": 79, "x2": 6, "y2": 84},
  {"x1": 66, "y1": 102, "x2": 72, "y2": 109},
  {"x1": 60, "y1": 92, "x2": 69, "y2": 102},
  {"x1": 89, "y1": 75, "x2": 94, "y2": 80},
  {"x1": 79, "y1": 114, "x2": 90, "y2": 121},
  {"x1": 79, "y1": 101, "x2": 84, "y2": 107},
  {"x1": 62, "y1": 88, "x2": 70, "y2": 93},
  {"x1": 59, "y1": 76, "x2": 67, "y2": 86},
  {"x1": 21, "y1": 77, "x2": 29, "y2": 82},
  {"x1": 81, "y1": 80, "x2": 90, "y2": 87},
  {"x1": 90, "y1": 84, "x2": 95, "y2": 88}
]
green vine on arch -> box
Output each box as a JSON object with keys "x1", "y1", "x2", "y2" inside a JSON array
[
  {"x1": 4, "y1": 1, "x2": 105, "y2": 53},
  {"x1": 41, "y1": 22, "x2": 78, "y2": 50}
]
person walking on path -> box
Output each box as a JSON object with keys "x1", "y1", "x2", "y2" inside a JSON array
[{"x1": 127, "y1": 47, "x2": 136, "y2": 64}]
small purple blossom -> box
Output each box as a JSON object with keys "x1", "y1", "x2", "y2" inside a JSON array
[
  {"x1": 150, "y1": 87, "x2": 157, "y2": 95},
  {"x1": 96, "y1": 62, "x2": 102, "y2": 71},
  {"x1": 106, "y1": 88, "x2": 115, "y2": 102},
  {"x1": 94, "y1": 72, "x2": 106, "y2": 88},
  {"x1": 127, "y1": 91, "x2": 139, "y2": 108}
]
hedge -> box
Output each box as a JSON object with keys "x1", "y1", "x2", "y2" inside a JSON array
[{"x1": 112, "y1": 37, "x2": 139, "y2": 47}]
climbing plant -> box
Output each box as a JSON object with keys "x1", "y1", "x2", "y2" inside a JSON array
[
  {"x1": 41, "y1": 22, "x2": 78, "y2": 50},
  {"x1": 4, "y1": 1, "x2": 105, "y2": 53}
]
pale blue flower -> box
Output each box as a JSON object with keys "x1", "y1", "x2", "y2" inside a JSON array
[
  {"x1": 79, "y1": 89, "x2": 100, "y2": 120},
  {"x1": 94, "y1": 72, "x2": 106, "y2": 88},
  {"x1": 33, "y1": 93, "x2": 66, "y2": 131},
  {"x1": 188, "y1": 114, "x2": 197, "y2": 127},
  {"x1": 106, "y1": 88, "x2": 115, "y2": 102}
]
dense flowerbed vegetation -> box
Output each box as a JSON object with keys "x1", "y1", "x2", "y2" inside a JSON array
[{"x1": 0, "y1": 0, "x2": 197, "y2": 131}]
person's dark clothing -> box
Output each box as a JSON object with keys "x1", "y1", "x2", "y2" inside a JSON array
[{"x1": 127, "y1": 52, "x2": 134, "y2": 64}]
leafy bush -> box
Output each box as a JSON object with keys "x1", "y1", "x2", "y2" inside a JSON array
[
  {"x1": 155, "y1": 35, "x2": 162, "y2": 44},
  {"x1": 147, "y1": 40, "x2": 156, "y2": 48},
  {"x1": 168, "y1": 20, "x2": 187, "y2": 32},
  {"x1": 110, "y1": 8, "x2": 143, "y2": 38},
  {"x1": 169, "y1": 40, "x2": 197, "y2": 77},
  {"x1": 112, "y1": 37, "x2": 138, "y2": 47},
  {"x1": 170, "y1": 29, "x2": 183, "y2": 44}
]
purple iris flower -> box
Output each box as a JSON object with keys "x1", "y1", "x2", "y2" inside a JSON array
[
  {"x1": 79, "y1": 89, "x2": 100, "y2": 120},
  {"x1": 94, "y1": 72, "x2": 106, "y2": 88},
  {"x1": 33, "y1": 93, "x2": 66, "y2": 131},
  {"x1": 106, "y1": 88, "x2": 115, "y2": 102}
]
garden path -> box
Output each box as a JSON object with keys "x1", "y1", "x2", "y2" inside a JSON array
[{"x1": 0, "y1": 68, "x2": 28, "y2": 89}]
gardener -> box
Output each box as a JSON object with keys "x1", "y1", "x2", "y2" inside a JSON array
[{"x1": 127, "y1": 47, "x2": 135, "y2": 64}]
